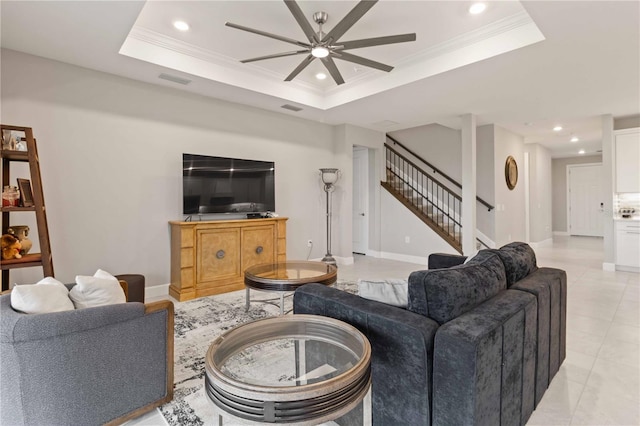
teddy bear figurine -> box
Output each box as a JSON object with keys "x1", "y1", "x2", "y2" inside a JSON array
[{"x1": 1, "y1": 234, "x2": 22, "y2": 260}]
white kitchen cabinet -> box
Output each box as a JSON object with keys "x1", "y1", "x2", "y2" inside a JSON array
[
  {"x1": 615, "y1": 221, "x2": 640, "y2": 269},
  {"x1": 614, "y1": 128, "x2": 640, "y2": 193}
]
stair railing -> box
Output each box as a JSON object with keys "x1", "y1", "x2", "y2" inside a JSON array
[
  {"x1": 386, "y1": 135, "x2": 494, "y2": 211},
  {"x1": 385, "y1": 144, "x2": 462, "y2": 249}
]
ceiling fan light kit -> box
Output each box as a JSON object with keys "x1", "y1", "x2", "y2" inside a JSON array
[{"x1": 225, "y1": 0, "x2": 416, "y2": 85}]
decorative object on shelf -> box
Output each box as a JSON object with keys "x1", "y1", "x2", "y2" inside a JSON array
[
  {"x1": 2, "y1": 185, "x2": 20, "y2": 207},
  {"x1": 1, "y1": 130, "x2": 26, "y2": 151},
  {"x1": 16, "y1": 178, "x2": 34, "y2": 207},
  {"x1": 1, "y1": 234, "x2": 22, "y2": 260},
  {"x1": 2, "y1": 130, "x2": 15, "y2": 150},
  {"x1": 505, "y1": 156, "x2": 518, "y2": 190},
  {"x1": 8, "y1": 225, "x2": 32, "y2": 255},
  {"x1": 320, "y1": 168, "x2": 340, "y2": 266}
]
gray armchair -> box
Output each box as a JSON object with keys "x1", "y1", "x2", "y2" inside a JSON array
[{"x1": 0, "y1": 276, "x2": 173, "y2": 426}]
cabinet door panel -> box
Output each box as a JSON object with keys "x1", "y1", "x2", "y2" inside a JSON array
[
  {"x1": 242, "y1": 226, "x2": 275, "y2": 270},
  {"x1": 197, "y1": 228, "x2": 240, "y2": 283},
  {"x1": 615, "y1": 132, "x2": 640, "y2": 193}
]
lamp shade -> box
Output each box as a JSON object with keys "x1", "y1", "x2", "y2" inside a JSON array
[{"x1": 320, "y1": 168, "x2": 340, "y2": 185}]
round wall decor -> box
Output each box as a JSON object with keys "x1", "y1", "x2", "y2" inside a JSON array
[{"x1": 505, "y1": 156, "x2": 518, "y2": 190}]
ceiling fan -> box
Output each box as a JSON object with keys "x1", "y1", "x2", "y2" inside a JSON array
[{"x1": 225, "y1": 0, "x2": 416, "y2": 85}]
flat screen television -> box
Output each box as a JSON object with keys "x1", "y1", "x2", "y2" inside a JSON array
[{"x1": 183, "y1": 153, "x2": 275, "y2": 215}]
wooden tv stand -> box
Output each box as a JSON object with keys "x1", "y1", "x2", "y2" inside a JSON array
[{"x1": 169, "y1": 217, "x2": 287, "y2": 301}]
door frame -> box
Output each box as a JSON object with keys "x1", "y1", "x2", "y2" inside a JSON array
[
  {"x1": 352, "y1": 146, "x2": 370, "y2": 255},
  {"x1": 566, "y1": 162, "x2": 603, "y2": 236}
]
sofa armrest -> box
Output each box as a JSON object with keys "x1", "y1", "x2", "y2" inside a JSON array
[
  {"x1": 294, "y1": 283, "x2": 439, "y2": 426},
  {"x1": 428, "y1": 253, "x2": 467, "y2": 269},
  {"x1": 115, "y1": 274, "x2": 145, "y2": 303}
]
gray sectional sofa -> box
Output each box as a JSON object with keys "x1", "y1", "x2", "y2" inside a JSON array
[
  {"x1": 293, "y1": 242, "x2": 566, "y2": 426},
  {"x1": 0, "y1": 275, "x2": 173, "y2": 426}
]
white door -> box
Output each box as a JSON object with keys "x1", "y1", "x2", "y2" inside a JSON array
[
  {"x1": 352, "y1": 147, "x2": 369, "y2": 254},
  {"x1": 568, "y1": 164, "x2": 604, "y2": 237}
]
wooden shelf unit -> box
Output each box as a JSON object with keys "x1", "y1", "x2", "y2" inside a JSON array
[
  {"x1": 169, "y1": 217, "x2": 287, "y2": 301},
  {"x1": 1, "y1": 125, "x2": 54, "y2": 290}
]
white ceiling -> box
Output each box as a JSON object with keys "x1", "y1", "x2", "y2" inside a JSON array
[{"x1": 1, "y1": 1, "x2": 639, "y2": 158}]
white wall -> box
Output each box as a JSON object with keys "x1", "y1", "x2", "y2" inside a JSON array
[
  {"x1": 380, "y1": 190, "x2": 458, "y2": 263},
  {"x1": 551, "y1": 154, "x2": 603, "y2": 233},
  {"x1": 493, "y1": 125, "x2": 526, "y2": 246},
  {"x1": 330, "y1": 124, "x2": 385, "y2": 263},
  {"x1": 524, "y1": 143, "x2": 552, "y2": 242},
  {"x1": 1, "y1": 49, "x2": 350, "y2": 287},
  {"x1": 477, "y1": 124, "x2": 496, "y2": 241},
  {"x1": 390, "y1": 123, "x2": 462, "y2": 182}
]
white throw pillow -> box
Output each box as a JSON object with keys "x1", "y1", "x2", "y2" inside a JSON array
[
  {"x1": 358, "y1": 278, "x2": 408, "y2": 308},
  {"x1": 69, "y1": 270, "x2": 125, "y2": 309},
  {"x1": 10, "y1": 277, "x2": 75, "y2": 314}
]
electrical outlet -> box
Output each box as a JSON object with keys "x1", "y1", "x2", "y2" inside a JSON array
[
  {"x1": 405, "y1": 236, "x2": 410, "y2": 243},
  {"x1": 307, "y1": 239, "x2": 313, "y2": 247}
]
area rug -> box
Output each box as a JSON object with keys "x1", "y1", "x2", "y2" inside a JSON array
[{"x1": 160, "y1": 280, "x2": 358, "y2": 426}]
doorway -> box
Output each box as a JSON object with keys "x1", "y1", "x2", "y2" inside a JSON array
[
  {"x1": 567, "y1": 163, "x2": 604, "y2": 237},
  {"x1": 352, "y1": 146, "x2": 369, "y2": 255}
]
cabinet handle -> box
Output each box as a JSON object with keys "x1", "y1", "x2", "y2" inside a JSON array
[
  {"x1": 256, "y1": 246, "x2": 263, "y2": 254},
  {"x1": 216, "y1": 250, "x2": 225, "y2": 259}
]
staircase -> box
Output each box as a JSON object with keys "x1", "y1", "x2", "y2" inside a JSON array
[{"x1": 382, "y1": 136, "x2": 493, "y2": 254}]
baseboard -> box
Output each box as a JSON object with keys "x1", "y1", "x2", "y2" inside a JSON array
[
  {"x1": 366, "y1": 250, "x2": 382, "y2": 258},
  {"x1": 602, "y1": 262, "x2": 616, "y2": 272},
  {"x1": 615, "y1": 265, "x2": 640, "y2": 273},
  {"x1": 553, "y1": 231, "x2": 570, "y2": 236},
  {"x1": 529, "y1": 238, "x2": 553, "y2": 249},
  {"x1": 336, "y1": 256, "x2": 354, "y2": 266},
  {"x1": 146, "y1": 283, "x2": 170, "y2": 299},
  {"x1": 380, "y1": 251, "x2": 428, "y2": 266},
  {"x1": 309, "y1": 256, "x2": 354, "y2": 266}
]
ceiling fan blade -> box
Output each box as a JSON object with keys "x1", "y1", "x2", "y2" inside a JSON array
[
  {"x1": 322, "y1": 0, "x2": 378, "y2": 44},
  {"x1": 284, "y1": 0, "x2": 319, "y2": 43},
  {"x1": 339, "y1": 33, "x2": 416, "y2": 50},
  {"x1": 334, "y1": 51, "x2": 393, "y2": 72},
  {"x1": 241, "y1": 50, "x2": 309, "y2": 63},
  {"x1": 225, "y1": 22, "x2": 310, "y2": 48},
  {"x1": 285, "y1": 54, "x2": 315, "y2": 81},
  {"x1": 321, "y1": 56, "x2": 345, "y2": 85}
]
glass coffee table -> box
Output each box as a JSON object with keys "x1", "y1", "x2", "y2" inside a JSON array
[
  {"x1": 244, "y1": 261, "x2": 337, "y2": 315},
  {"x1": 204, "y1": 314, "x2": 371, "y2": 425}
]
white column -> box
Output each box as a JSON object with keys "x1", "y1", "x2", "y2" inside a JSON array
[
  {"x1": 601, "y1": 114, "x2": 615, "y2": 269},
  {"x1": 461, "y1": 114, "x2": 477, "y2": 255}
]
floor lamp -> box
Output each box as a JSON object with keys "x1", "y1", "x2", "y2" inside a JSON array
[{"x1": 320, "y1": 168, "x2": 340, "y2": 266}]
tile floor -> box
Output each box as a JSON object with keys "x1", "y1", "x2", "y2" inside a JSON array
[{"x1": 130, "y1": 236, "x2": 639, "y2": 425}]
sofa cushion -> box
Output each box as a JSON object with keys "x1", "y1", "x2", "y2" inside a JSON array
[
  {"x1": 69, "y1": 270, "x2": 126, "y2": 309},
  {"x1": 496, "y1": 242, "x2": 538, "y2": 287},
  {"x1": 408, "y1": 250, "x2": 507, "y2": 324},
  {"x1": 358, "y1": 278, "x2": 408, "y2": 308},
  {"x1": 10, "y1": 277, "x2": 75, "y2": 314}
]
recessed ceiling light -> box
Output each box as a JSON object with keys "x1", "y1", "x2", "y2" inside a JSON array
[
  {"x1": 173, "y1": 21, "x2": 190, "y2": 31},
  {"x1": 311, "y1": 47, "x2": 329, "y2": 58},
  {"x1": 553, "y1": 125, "x2": 563, "y2": 132},
  {"x1": 570, "y1": 136, "x2": 579, "y2": 142},
  {"x1": 578, "y1": 149, "x2": 585, "y2": 155},
  {"x1": 315, "y1": 72, "x2": 327, "y2": 80},
  {"x1": 469, "y1": 3, "x2": 487, "y2": 14}
]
